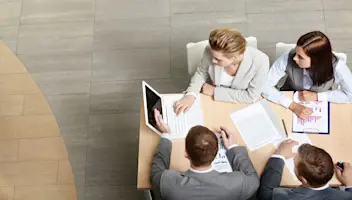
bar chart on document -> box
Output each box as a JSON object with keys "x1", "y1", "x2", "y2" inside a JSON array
[
  {"x1": 292, "y1": 92, "x2": 330, "y2": 134},
  {"x1": 212, "y1": 133, "x2": 232, "y2": 173}
]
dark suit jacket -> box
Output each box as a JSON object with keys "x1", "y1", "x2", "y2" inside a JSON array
[{"x1": 257, "y1": 157, "x2": 352, "y2": 200}]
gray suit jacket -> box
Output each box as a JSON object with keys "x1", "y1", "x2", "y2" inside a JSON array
[
  {"x1": 151, "y1": 138, "x2": 259, "y2": 200},
  {"x1": 257, "y1": 157, "x2": 352, "y2": 200},
  {"x1": 186, "y1": 46, "x2": 269, "y2": 103}
]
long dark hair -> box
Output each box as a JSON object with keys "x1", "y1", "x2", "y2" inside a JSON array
[{"x1": 297, "y1": 31, "x2": 334, "y2": 86}]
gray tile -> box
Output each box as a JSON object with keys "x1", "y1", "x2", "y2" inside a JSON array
[
  {"x1": 94, "y1": 18, "x2": 170, "y2": 51},
  {"x1": 88, "y1": 113, "x2": 140, "y2": 140},
  {"x1": 66, "y1": 144, "x2": 87, "y2": 187},
  {"x1": 0, "y1": 26, "x2": 18, "y2": 53},
  {"x1": 95, "y1": 0, "x2": 169, "y2": 20},
  {"x1": 246, "y1": 0, "x2": 322, "y2": 13},
  {"x1": 19, "y1": 53, "x2": 91, "y2": 82},
  {"x1": 90, "y1": 81, "x2": 142, "y2": 98},
  {"x1": 46, "y1": 94, "x2": 90, "y2": 115},
  {"x1": 325, "y1": 11, "x2": 352, "y2": 40},
  {"x1": 85, "y1": 143, "x2": 139, "y2": 186},
  {"x1": 92, "y1": 48, "x2": 170, "y2": 82},
  {"x1": 331, "y1": 39, "x2": 352, "y2": 68},
  {"x1": 55, "y1": 115, "x2": 88, "y2": 145},
  {"x1": 170, "y1": 47, "x2": 189, "y2": 78},
  {"x1": 0, "y1": 0, "x2": 21, "y2": 26},
  {"x1": 84, "y1": 186, "x2": 144, "y2": 200},
  {"x1": 90, "y1": 96, "x2": 141, "y2": 115},
  {"x1": 17, "y1": 22, "x2": 94, "y2": 55},
  {"x1": 21, "y1": 0, "x2": 94, "y2": 24},
  {"x1": 38, "y1": 81, "x2": 90, "y2": 95},
  {"x1": 322, "y1": 0, "x2": 352, "y2": 10},
  {"x1": 76, "y1": 187, "x2": 85, "y2": 200},
  {"x1": 248, "y1": 11, "x2": 326, "y2": 44},
  {"x1": 171, "y1": 0, "x2": 245, "y2": 15}
]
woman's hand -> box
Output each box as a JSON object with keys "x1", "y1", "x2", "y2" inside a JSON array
[
  {"x1": 174, "y1": 95, "x2": 196, "y2": 115},
  {"x1": 289, "y1": 102, "x2": 313, "y2": 120},
  {"x1": 201, "y1": 83, "x2": 215, "y2": 96},
  {"x1": 299, "y1": 91, "x2": 318, "y2": 102}
]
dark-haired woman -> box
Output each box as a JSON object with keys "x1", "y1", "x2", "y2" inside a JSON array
[{"x1": 262, "y1": 31, "x2": 352, "y2": 119}]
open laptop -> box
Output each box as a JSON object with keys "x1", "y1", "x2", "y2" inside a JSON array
[{"x1": 142, "y1": 81, "x2": 204, "y2": 139}]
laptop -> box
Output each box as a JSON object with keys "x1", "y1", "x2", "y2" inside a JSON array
[{"x1": 142, "y1": 81, "x2": 204, "y2": 139}]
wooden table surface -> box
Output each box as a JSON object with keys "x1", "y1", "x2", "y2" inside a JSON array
[{"x1": 137, "y1": 92, "x2": 352, "y2": 189}]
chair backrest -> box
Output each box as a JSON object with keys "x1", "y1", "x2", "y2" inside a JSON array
[
  {"x1": 275, "y1": 42, "x2": 347, "y2": 63},
  {"x1": 186, "y1": 36, "x2": 258, "y2": 76}
]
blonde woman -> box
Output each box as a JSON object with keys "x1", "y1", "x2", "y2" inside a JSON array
[{"x1": 175, "y1": 28, "x2": 270, "y2": 115}]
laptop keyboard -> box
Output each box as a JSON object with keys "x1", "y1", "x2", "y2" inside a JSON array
[{"x1": 165, "y1": 102, "x2": 189, "y2": 136}]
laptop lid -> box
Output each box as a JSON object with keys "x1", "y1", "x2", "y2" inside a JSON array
[{"x1": 142, "y1": 81, "x2": 165, "y2": 135}]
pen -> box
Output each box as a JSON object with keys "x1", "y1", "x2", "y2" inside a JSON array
[{"x1": 282, "y1": 119, "x2": 288, "y2": 137}]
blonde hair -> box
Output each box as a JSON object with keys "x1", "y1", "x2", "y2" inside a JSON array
[{"x1": 209, "y1": 28, "x2": 246, "y2": 57}]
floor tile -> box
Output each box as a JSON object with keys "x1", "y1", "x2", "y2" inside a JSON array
[
  {"x1": 58, "y1": 160, "x2": 75, "y2": 184},
  {"x1": 46, "y1": 94, "x2": 90, "y2": 116},
  {"x1": 19, "y1": 53, "x2": 91, "y2": 83},
  {"x1": 90, "y1": 81, "x2": 142, "y2": 99},
  {"x1": 247, "y1": 11, "x2": 326, "y2": 44},
  {"x1": 95, "y1": 0, "x2": 169, "y2": 20},
  {"x1": 38, "y1": 81, "x2": 90, "y2": 96},
  {"x1": 0, "y1": 161, "x2": 58, "y2": 186},
  {"x1": 0, "y1": 41, "x2": 27, "y2": 74},
  {"x1": 14, "y1": 185, "x2": 76, "y2": 200},
  {"x1": 0, "y1": 26, "x2": 18, "y2": 53},
  {"x1": 23, "y1": 94, "x2": 52, "y2": 115},
  {"x1": 246, "y1": 0, "x2": 322, "y2": 13},
  {"x1": 17, "y1": 22, "x2": 93, "y2": 55},
  {"x1": 18, "y1": 137, "x2": 68, "y2": 161},
  {"x1": 325, "y1": 11, "x2": 352, "y2": 40},
  {"x1": 331, "y1": 39, "x2": 352, "y2": 70},
  {"x1": 90, "y1": 96, "x2": 141, "y2": 115},
  {"x1": 0, "y1": 74, "x2": 40, "y2": 95},
  {"x1": 92, "y1": 48, "x2": 170, "y2": 82},
  {"x1": 322, "y1": 0, "x2": 352, "y2": 10},
  {"x1": 0, "y1": 115, "x2": 60, "y2": 139},
  {"x1": 55, "y1": 115, "x2": 88, "y2": 146},
  {"x1": 0, "y1": 139, "x2": 19, "y2": 162},
  {"x1": 85, "y1": 143, "x2": 138, "y2": 186},
  {"x1": 65, "y1": 144, "x2": 86, "y2": 187},
  {"x1": 21, "y1": 0, "x2": 94, "y2": 24},
  {"x1": 0, "y1": 0, "x2": 21, "y2": 26},
  {"x1": 171, "y1": 0, "x2": 245, "y2": 15},
  {"x1": 0, "y1": 95, "x2": 24, "y2": 116},
  {"x1": 94, "y1": 18, "x2": 169, "y2": 51},
  {"x1": 84, "y1": 186, "x2": 143, "y2": 200},
  {"x1": 0, "y1": 187, "x2": 14, "y2": 200}
]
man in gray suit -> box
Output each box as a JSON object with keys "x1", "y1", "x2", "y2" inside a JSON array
[
  {"x1": 150, "y1": 109, "x2": 259, "y2": 200},
  {"x1": 258, "y1": 140, "x2": 352, "y2": 200}
]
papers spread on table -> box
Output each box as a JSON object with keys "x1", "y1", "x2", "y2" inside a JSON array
[
  {"x1": 273, "y1": 133, "x2": 312, "y2": 178},
  {"x1": 230, "y1": 100, "x2": 285, "y2": 151},
  {"x1": 292, "y1": 92, "x2": 330, "y2": 134},
  {"x1": 212, "y1": 133, "x2": 232, "y2": 173}
]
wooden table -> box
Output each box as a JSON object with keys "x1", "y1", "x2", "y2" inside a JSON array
[{"x1": 137, "y1": 92, "x2": 352, "y2": 189}]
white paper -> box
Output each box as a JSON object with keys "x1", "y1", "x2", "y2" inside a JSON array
[
  {"x1": 292, "y1": 92, "x2": 329, "y2": 134},
  {"x1": 212, "y1": 133, "x2": 232, "y2": 173},
  {"x1": 230, "y1": 100, "x2": 284, "y2": 151},
  {"x1": 273, "y1": 133, "x2": 312, "y2": 178}
]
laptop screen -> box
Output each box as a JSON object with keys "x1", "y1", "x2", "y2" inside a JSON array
[{"x1": 145, "y1": 85, "x2": 163, "y2": 129}]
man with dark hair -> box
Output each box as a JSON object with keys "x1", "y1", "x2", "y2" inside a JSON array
[
  {"x1": 258, "y1": 140, "x2": 352, "y2": 200},
  {"x1": 150, "y1": 109, "x2": 259, "y2": 200}
]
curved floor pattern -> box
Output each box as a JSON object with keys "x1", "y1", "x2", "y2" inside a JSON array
[{"x1": 0, "y1": 41, "x2": 76, "y2": 200}]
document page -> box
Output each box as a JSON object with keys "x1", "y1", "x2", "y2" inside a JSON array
[
  {"x1": 230, "y1": 100, "x2": 284, "y2": 151},
  {"x1": 292, "y1": 92, "x2": 329, "y2": 134},
  {"x1": 212, "y1": 133, "x2": 232, "y2": 173}
]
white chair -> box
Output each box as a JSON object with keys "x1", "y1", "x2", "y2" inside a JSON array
[{"x1": 186, "y1": 36, "x2": 258, "y2": 76}]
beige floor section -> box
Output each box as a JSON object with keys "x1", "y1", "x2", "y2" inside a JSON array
[{"x1": 0, "y1": 41, "x2": 77, "y2": 200}]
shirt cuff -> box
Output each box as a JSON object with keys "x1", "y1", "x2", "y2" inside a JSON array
[
  {"x1": 346, "y1": 186, "x2": 352, "y2": 189},
  {"x1": 271, "y1": 155, "x2": 286, "y2": 160},
  {"x1": 317, "y1": 92, "x2": 328, "y2": 101},
  {"x1": 227, "y1": 144, "x2": 238, "y2": 150},
  {"x1": 161, "y1": 134, "x2": 172, "y2": 141},
  {"x1": 281, "y1": 98, "x2": 293, "y2": 109},
  {"x1": 185, "y1": 92, "x2": 198, "y2": 99}
]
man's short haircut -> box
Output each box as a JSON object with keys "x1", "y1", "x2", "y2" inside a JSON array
[
  {"x1": 296, "y1": 144, "x2": 334, "y2": 187},
  {"x1": 185, "y1": 126, "x2": 218, "y2": 167}
]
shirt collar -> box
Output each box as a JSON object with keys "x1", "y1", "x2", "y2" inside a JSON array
[
  {"x1": 308, "y1": 184, "x2": 329, "y2": 191},
  {"x1": 189, "y1": 167, "x2": 214, "y2": 173}
]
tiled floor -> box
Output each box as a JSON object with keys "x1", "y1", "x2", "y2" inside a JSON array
[
  {"x1": 0, "y1": 41, "x2": 76, "y2": 200},
  {"x1": 0, "y1": 0, "x2": 352, "y2": 199}
]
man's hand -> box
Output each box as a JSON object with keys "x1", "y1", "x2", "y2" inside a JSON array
[
  {"x1": 220, "y1": 126, "x2": 237, "y2": 150},
  {"x1": 174, "y1": 95, "x2": 195, "y2": 116},
  {"x1": 201, "y1": 83, "x2": 215, "y2": 96},
  {"x1": 275, "y1": 139, "x2": 298, "y2": 159},
  {"x1": 289, "y1": 102, "x2": 313, "y2": 120},
  {"x1": 299, "y1": 91, "x2": 318, "y2": 102},
  {"x1": 154, "y1": 109, "x2": 170, "y2": 134},
  {"x1": 335, "y1": 162, "x2": 352, "y2": 187}
]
